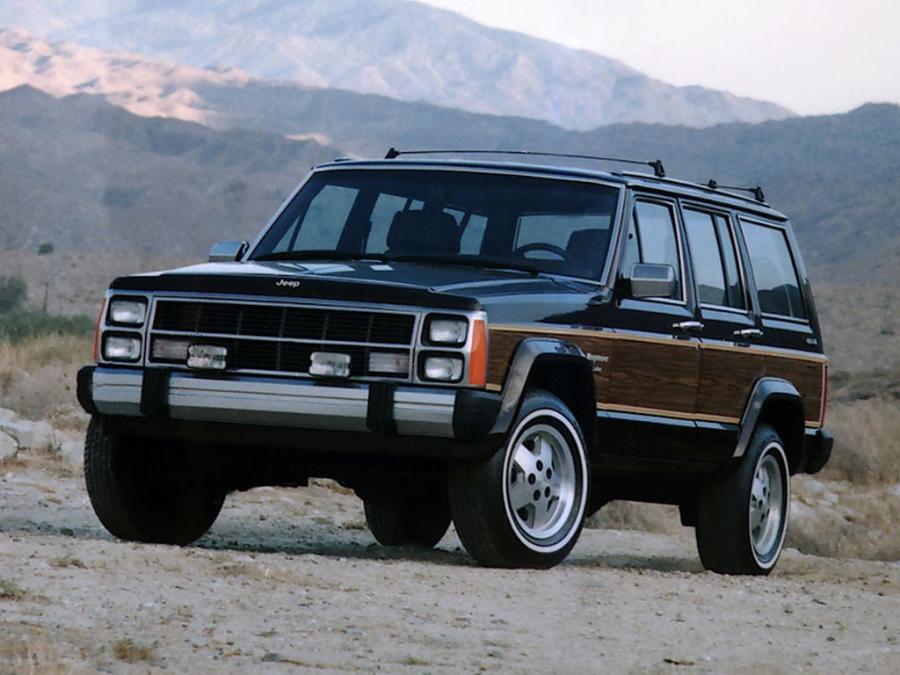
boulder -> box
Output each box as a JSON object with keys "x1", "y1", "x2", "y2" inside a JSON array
[
  {"x1": 0, "y1": 430, "x2": 16, "y2": 461},
  {"x1": 0, "y1": 419, "x2": 55, "y2": 450}
]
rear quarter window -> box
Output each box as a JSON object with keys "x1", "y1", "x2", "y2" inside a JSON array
[{"x1": 741, "y1": 219, "x2": 807, "y2": 319}]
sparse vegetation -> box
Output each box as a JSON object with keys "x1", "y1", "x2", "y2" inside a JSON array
[
  {"x1": 0, "y1": 275, "x2": 26, "y2": 313},
  {"x1": 112, "y1": 638, "x2": 154, "y2": 663},
  {"x1": 0, "y1": 310, "x2": 93, "y2": 344},
  {"x1": 37, "y1": 242, "x2": 55, "y2": 255},
  {"x1": 0, "y1": 578, "x2": 27, "y2": 601}
]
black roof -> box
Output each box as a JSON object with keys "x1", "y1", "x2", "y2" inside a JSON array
[{"x1": 315, "y1": 157, "x2": 788, "y2": 221}]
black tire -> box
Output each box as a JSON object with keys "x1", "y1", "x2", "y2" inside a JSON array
[
  {"x1": 363, "y1": 488, "x2": 451, "y2": 549},
  {"x1": 84, "y1": 416, "x2": 226, "y2": 545},
  {"x1": 448, "y1": 389, "x2": 589, "y2": 569},
  {"x1": 695, "y1": 424, "x2": 790, "y2": 575}
]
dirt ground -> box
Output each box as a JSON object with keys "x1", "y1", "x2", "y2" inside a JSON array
[{"x1": 0, "y1": 452, "x2": 898, "y2": 674}]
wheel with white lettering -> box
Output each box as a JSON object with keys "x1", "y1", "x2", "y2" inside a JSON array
[
  {"x1": 695, "y1": 424, "x2": 790, "y2": 575},
  {"x1": 448, "y1": 390, "x2": 589, "y2": 568}
]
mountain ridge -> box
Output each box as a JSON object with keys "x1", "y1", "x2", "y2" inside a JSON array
[{"x1": 0, "y1": 0, "x2": 791, "y2": 129}]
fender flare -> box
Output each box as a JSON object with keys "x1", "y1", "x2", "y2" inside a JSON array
[
  {"x1": 733, "y1": 377, "x2": 804, "y2": 459},
  {"x1": 489, "y1": 337, "x2": 594, "y2": 436}
]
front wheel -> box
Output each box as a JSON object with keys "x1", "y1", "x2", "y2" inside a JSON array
[
  {"x1": 695, "y1": 424, "x2": 790, "y2": 575},
  {"x1": 84, "y1": 416, "x2": 226, "y2": 546},
  {"x1": 448, "y1": 390, "x2": 589, "y2": 568}
]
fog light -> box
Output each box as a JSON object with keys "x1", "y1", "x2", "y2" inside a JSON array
[
  {"x1": 152, "y1": 338, "x2": 190, "y2": 361},
  {"x1": 309, "y1": 351, "x2": 351, "y2": 378},
  {"x1": 368, "y1": 352, "x2": 410, "y2": 375},
  {"x1": 108, "y1": 298, "x2": 147, "y2": 325},
  {"x1": 187, "y1": 344, "x2": 227, "y2": 370},
  {"x1": 427, "y1": 317, "x2": 468, "y2": 345},
  {"x1": 103, "y1": 335, "x2": 141, "y2": 362},
  {"x1": 422, "y1": 355, "x2": 463, "y2": 382}
]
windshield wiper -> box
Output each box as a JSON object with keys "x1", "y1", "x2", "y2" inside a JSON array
[
  {"x1": 386, "y1": 254, "x2": 542, "y2": 276},
  {"x1": 252, "y1": 251, "x2": 390, "y2": 263}
]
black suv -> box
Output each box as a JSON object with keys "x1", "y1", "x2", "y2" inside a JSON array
[{"x1": 77, "y1": 152, "x2": 832, "y2": 574}]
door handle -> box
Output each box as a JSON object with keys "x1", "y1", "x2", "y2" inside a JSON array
[
  {"x1": 673, "y1": 320, "x2": 704, "y2": 335},
  {"x1": 733, "y1": 328, "x2": 764, "y2": 339}
]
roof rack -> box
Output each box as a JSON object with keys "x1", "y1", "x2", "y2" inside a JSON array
[
  {"x1": 383, "y1": 147, "x2": 667, "y2": 178},
  {"x1": 706, "y1": 179, "x2": 766, "y2": 203}
]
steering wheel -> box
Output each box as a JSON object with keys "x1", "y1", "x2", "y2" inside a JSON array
[{"x1": 512, "y1": 242, "x2": 570, "y2": 260}]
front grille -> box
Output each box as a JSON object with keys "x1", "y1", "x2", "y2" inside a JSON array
[{"x1": 150, "y1": 300, "x2": 416, "y2": 378}]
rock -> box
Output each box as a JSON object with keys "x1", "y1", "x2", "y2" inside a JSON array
[
  {"x1": 0, "y1": 419, "x2": 55, "y2": 450},
  {"x1": 58, "y1": 438, "x2": 84, "y2": 465},
  {"x1": 0, "y1": 430, "x2": 16, "y2": 461},
  {"x1": 0, "y1": 407, "x2": 19, "y2": 424}
]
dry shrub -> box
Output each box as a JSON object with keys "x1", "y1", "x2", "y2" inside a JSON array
[
  {"x1": 0, "y1": 636, "x2": 72, "y2": 675},
  {"x1": 0, "y1": 334, "x2": 91, "y2": 425},
  {"x1": 112, "y1": 638, "x2": 154, "y2": 664},
  {"x1": 823, "y1": 397, "x2": 900, "y2": 484},
  {"x1": 0, "y1": 578, "x2": 26, "y2": 601},
  {"x1": 587, "y1": 501, "x2": 681, "y2": 535}
]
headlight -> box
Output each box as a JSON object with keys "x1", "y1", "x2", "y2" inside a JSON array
[
  {"x1": 152, "y1": 338, "x2": 190, "y2": 361},
  {"x1": 426, "y1": 316, "x2": 468, "y2": 345},
  {"x1": 421, "y1": 354, "x2": 464, "y2": 382},
  {"x1": 102, "y1": 334, "x2": 141, "y2": 362},
  {"x1": 108, "y1": 298, "x2": 147, "y2": 325},
  {"x1": 368, "y1": 351, "x2": 410, "y2": 376}
]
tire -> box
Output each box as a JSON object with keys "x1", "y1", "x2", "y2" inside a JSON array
[
  {"x1": 695, "y1": 424, "x2": 790, "y2": 575},
  {"x1": 363, "y1": 488, "x2": 451, "y2": 549},
  {"x1": 448, "y1": 389, "x2": 589, "y2": 568},
  {"x1": 84, "y1": 416, "x2": 226, "y2": 546}
]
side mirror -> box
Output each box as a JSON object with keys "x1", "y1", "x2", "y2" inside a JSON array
[
  {"x1": 629, "y1": 263, "x2": 676, "y2": 299},
  {"x1": 208, "y1": 240, "x2": 248, "y2": 262}
]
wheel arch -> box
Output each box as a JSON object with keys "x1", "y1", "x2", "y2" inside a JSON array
[
  {"x1": 735, "y1": 377, "x2": 805, "y2": 474},
  {"x1": 490, "y1": 337, "x2": 596, "y2": 451}
]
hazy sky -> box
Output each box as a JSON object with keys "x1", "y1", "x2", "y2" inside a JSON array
[{"x1": 423, "y1": 0, "x2": 900, "y2": 115}]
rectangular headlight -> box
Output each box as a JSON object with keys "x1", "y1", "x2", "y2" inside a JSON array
[
  {"x1": 103, "y1": 334, "x2": 141, "y2": 362},
  {"x1": 421, "y1": 355, "x2": 464, "y2": 382},
  {"x1": 427, "y1": 316, "x2": 468, "y2": 345},
  {"x1": 152, "y1": 338, "x2": 190, "y2": 361},
  {"x1": 109, "y1": 298, "x2": 147, "y2": 325}
]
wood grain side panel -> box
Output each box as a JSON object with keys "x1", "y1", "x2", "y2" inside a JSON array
[
  {"x1": 486, "y1": 328, "x2": 613, "y2": 403},
  {"x1": 608, "y1": 340, "x2": 699, "y2": 413},
  {"x1": 763, "y1": 356, "x2": 824, "y2": 424},
  {"x1": 697, "y1": 348, "x2": 767, "y2": 419}
]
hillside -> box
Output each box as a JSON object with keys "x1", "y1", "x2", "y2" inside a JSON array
[
  {"x1": 0, "y1": 86, "x2": 339, "y2": 256},
  {"x1": 0, "y1": 0, "x2": 791, "y2": 130}
]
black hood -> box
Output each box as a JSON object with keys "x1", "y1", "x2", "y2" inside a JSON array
[{"x1": 111, "y1": 260, "x2": 602, "y2": 321}]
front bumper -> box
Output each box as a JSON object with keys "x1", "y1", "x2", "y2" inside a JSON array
[{"x1": 78, "y1": 366, "x2": 500, "y2": 442}]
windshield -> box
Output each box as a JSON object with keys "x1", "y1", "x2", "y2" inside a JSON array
[{"x1": 251, "y1": 169, "x2": 621, "y2": 279}]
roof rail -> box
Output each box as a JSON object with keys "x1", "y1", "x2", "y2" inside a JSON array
[
  {"x1": 707, "y1": 179, "x2": 766, "y2": 203},
  {"x1": 383, "y1": 147, "x2": 667, "y2": 178},
  {"x1": 617, "y1": 171, "x2": 770, "y2": 207}
]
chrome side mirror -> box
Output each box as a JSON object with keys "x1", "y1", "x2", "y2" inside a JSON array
[
  {"x1": 208, "y1": 240, "x2": 248, "y2": 262},
  {"x1": 630, "y1": 263, "x2": 676, "y2": 299}
]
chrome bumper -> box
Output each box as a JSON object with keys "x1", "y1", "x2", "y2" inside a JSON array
[{"x1": 85, "y1": 367, "x2": 457, "y2": 438}]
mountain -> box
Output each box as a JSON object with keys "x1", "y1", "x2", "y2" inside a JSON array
[
  {"x1": 0, "y1": 83, "x2": 897, "y2": 284},
  {"x1": 0, "y1": 0, "x2": 791, "y2": 130},
  {"x1": 0, "y1": 85, "x2": 339, "y2": 256}
]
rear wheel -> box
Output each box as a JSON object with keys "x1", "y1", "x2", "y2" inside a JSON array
[
  {"x1": 84, "y1": 416, "x2": 225, "y2": 545},
  {"x1": 448, "y1": 390, "x2": 589, "y2": 568},
  {"x1": 695, "y1": 424, "x2": 790, "y2": 575},
  {"x1": 363, "y1": 487, "x2": 451, "y2": 549}
]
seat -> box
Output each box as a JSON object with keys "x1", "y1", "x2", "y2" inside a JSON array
[
  {"x1": 566, "y1": 229, "x2": 608, "y2": 276},
  {"x1": 386, "y1": 210, "x2": 460, "y2": 256}
]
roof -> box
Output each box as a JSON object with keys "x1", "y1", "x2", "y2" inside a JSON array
[{"x1": 315, "y1": 157, "x2": 789, "y2": 221}]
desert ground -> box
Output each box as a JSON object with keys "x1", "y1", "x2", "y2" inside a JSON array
[{"x1": 1, "y1": 444, "x2": 898, "y2": 674}]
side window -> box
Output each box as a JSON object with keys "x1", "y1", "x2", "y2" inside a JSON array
[
  {"x1": 459, "y1": 214, "x2": 488, "y2": 255},
  {"x1": 741, "y1": 220, "x2": 807, "y2": 319},
  {"x1": 683, "y1": 208, "x2": 746, "y2": 309},
  {"x1": 627, "y1": 200, "x2": 682, "y2": 300}
]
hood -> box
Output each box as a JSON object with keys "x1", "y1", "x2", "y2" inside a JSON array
[{"x1": 111, "y1": 259, "x2": 602, "y2": 321}]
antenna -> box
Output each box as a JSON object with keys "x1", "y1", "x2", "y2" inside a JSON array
[
  {"x1": 707, "y1": 179, "x2": 766, "y2": 203},
  {"x1": 383, "y1": 148, "x2": 666, "y2": 178}
]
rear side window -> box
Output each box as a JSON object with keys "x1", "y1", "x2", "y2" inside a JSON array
[
  {"x1": 621, "y1": 201, "x2": 682, "y2": 300},
  {"x1": 683, "y1": 208, "x2": 745, "y2": 309},
  {"x1": 741, "y1": 220, "x2": 807, "y2": 319}
]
